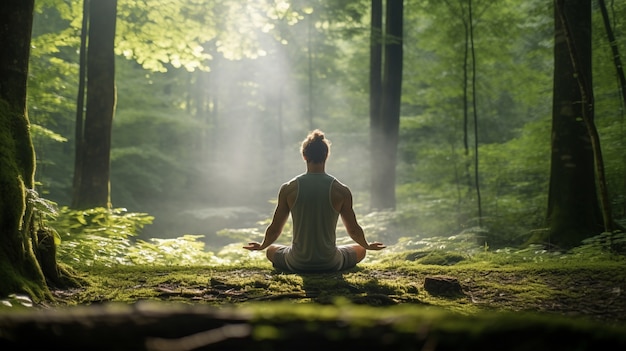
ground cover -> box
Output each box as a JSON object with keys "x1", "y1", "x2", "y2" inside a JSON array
[
  {"x1": 1, "y1": 249, "x2": 625, "y2": 350},
  {"x1": 45, "y1": 259, "x2": 625, "y2": 323}
]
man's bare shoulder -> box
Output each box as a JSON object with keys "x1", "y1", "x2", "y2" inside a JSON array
[
  {"x1": 331, "y1": 179, "x2": 352, "y2": 209},
  {"x1": 331, "y1": 179, "x2": 351, "y2": 194},
  {"x1": 281, "y1": 178, "x2": 298, "y2": 193},
  {"x1": 279, "y1": 178, "x2": 299, "y2": 207}
]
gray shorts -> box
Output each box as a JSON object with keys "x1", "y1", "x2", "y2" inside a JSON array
[{"x1": 272, "y1": 245, "x2": 358, "y2": 273}]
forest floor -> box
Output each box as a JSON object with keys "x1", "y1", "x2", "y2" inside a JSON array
[
  {"x1": 2, "y1": 257, "x2": 626, "y2": 350},
  {"x1": 49, "y1": 260, "x2": 626, "y2": 323}
]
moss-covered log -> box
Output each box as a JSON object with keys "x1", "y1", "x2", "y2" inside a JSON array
[{"x1": 0, "y1": 302, "x2": 625, "y2": 350}]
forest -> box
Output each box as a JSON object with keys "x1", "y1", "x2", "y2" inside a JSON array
[{"x1": 1, "y1": 0, "x2": 626, "y2": 350}]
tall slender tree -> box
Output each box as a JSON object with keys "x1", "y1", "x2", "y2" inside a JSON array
[
  {"x1": 72, "y1": 0, "x2": 118, "y2": 209},
  {"x1": 468, "y1": 0, "x2": 482, "y2": 226},
  {"x1": 369, "y1": 0, "x2": 384, "y2": 210},
  {"x1": 370, "y1": 0, "x2": 403, "y2": 211},
  {"x1": 598, "y1": 0, "x2": 626, "y2": 108},
  {"x1": 72, "y1": 0, "x2": 90, "y2": 207}
]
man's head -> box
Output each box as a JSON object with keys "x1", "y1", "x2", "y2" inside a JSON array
[{"x1": 301, "y1": 129, "x2": 331, "y2": 164}]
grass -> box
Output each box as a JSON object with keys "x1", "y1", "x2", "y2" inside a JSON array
[
  {"x1": 26, "y1": 251, "x2": 623, "y2": 325},
  {"x1": 1, "y1": 247, "x2": 625, "y2": 350}
]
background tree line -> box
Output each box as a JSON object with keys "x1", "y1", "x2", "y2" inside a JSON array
[{"x1": 28, "y1": 0, "x2": 626, "y2": 246}]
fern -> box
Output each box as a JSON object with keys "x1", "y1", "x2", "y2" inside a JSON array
[{"x1": 52, "y1": 207, "x2": 154, "y2": 267}]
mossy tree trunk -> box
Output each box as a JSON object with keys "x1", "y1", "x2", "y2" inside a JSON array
[
  {"x1": 0, "y1": 0, "x2": 51, "y2": 300},
  {"x1": 543, "y1": 0, "x2": 604, "y2": 248}
]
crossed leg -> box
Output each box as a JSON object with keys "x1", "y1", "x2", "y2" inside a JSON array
[
  {"x1": 265, "y1": 244, "x2": 284, "y2": 264},
  {"x1": 350, "y1": 244, "x2": 367, "y2": 263},
  {"x1": 266, "y1": 244, "x2": 367, "y2": 268}
]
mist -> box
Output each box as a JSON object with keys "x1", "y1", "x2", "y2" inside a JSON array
[
  {"x1": 30, "y1": 1, "x2": 626, "y2": 254},
  {"x1": 117, "y1": 3, "x2": 372, "y2": 250}
]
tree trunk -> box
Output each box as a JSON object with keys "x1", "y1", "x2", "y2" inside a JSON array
[
  {"x1": 307, "y1": 13, "x2": 314, "y2": 130},
  {"x1": 469, "y1": 0, "x2": 483, "y2": 226},
  {"x1": 369, "y1": 0, "x2": 384, "y2": 211},
  {"x1": 598, "y1": 0, "x2": 626, "y2": 107},
  {"x1": 72, "y1": 0, "x2": 118, "y2": 209},
  {"x1": 72, "y1": 0, "x2": 90, "y2": 207},
  {"x1": 541, "y1": 0, "x2": 603, "y2": 248},
  {"x1": 370, "y1": 0, "x2": 403, "y2": 211},
  {"x1": 0, "y1": 0, "x2": 50, "y2": 300}
]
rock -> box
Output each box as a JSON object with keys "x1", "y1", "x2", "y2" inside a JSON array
[{"x1": 424, "y1": 275, "x2": 463, "y2": 296}]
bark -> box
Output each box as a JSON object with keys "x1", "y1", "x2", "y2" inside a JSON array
[
  {"x1": 542, "y1": 0, "x2": 603, "y2": 248},
  {"x1": 555, "y1": 0, "x2": 612, "y2": 233},
  {"x1": 72, "y1": 0, "x2": 118, "y2": 209},
  {"x1": 72, "y1": 0, "x2": 90, "y2": 205},
  {"x1": 0, "y1": 0, "x2": 49, "y2": 299}
]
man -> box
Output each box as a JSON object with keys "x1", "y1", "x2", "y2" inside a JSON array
[{"x1": 243, "y1": 129, "x2": 385, "y2": 272}]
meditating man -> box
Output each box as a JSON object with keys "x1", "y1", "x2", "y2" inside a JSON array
[{"x1": 243, "y1": 129, "x2": 385, "y2": 272}]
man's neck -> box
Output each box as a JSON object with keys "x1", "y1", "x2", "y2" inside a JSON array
[{"x1": 306, "y1": 162, "x2": 325, "y2": 173}]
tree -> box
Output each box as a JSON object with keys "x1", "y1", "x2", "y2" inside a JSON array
[
  {"x1": 0, "y1": 0, "x2": 50, "y2": 299},
  {"x1": 540, "y1": 0, "x2": 604, "y2": 248},
  {"x1": 72, "y1": 0, "x2": 90, "y2": 209},
  {"x1": 72, "y1": 0, "x2": 118, "y2": 209},
  {"x1": 598, "y1": 0, "x2": 626, "y2": 111},
  {"x1": 369, "y1": 0, "x2": 383, "y2": 210},
  {"x1": 370, "y1": 0, "x2": 403, "y2": 211}
]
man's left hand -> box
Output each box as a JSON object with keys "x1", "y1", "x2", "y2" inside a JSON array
[
  {"x1": 243, "y1": 242, "x2": 263, "y2": 250},
  {"x1": 366, "y1": 242, "x2": 386, "y2": 250}
]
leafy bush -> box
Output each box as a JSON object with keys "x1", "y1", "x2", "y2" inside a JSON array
[
  {"x1": 127, "y1": 235, "x2": 219, "y2": 266},
  {"x1": 53, "y1": 207, "x2": 154, "y2": 267},
  {"x1": 51, "y1": 206, "x2": 268, "y2": 267}
]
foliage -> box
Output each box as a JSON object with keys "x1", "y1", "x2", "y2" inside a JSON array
[
  {"x1": 46, "y1": 199, "x2": 625, "y2": 270},
  {"x1": 53, "y1": 207, "x2": 154, "y2": 267},
  {"x1": 570, "y1": 231, "x2": 626, "y2": 258},
  {"x1": 51, "y1": 207, "x2": 271, "y2": 267},
  {"x1": 26, "y1": 189, "x2": 59, "y2": 223},
  {"x1": 0, "y1": 294, "x2": 34, "y2": 310},
  {"x1": 126, "y1": 235, "x2": 214, "y2": 266}
]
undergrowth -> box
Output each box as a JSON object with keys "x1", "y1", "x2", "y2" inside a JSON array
[
  {"x1": 45, "y1": 207, "x2": 626, "y2": 269},
  {"x1": 2, "y1": 205, "x2": 621, "y2": 314}
]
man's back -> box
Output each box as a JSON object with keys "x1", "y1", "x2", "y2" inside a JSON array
[{"x1": 286, "y1": 173, "x2": 342, "y2": 271}]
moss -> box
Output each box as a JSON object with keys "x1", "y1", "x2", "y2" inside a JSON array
[
  {"x1": 405, "y1": 250, "x2": 468, "y2": 265},
  {"x1": 0, "y1": 99, "x2": 49, "y2": 300},
  {"x1": 1, "y1": 301, "x2": 624, "y2": 350}
]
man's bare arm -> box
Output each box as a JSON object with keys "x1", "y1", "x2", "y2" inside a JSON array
[
  {"x1": 243, "y1": 183, "x2": 291, "y2": 251},
  {"x1": 338, "y1": 185, "x2": 385, "y2": 250}
]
